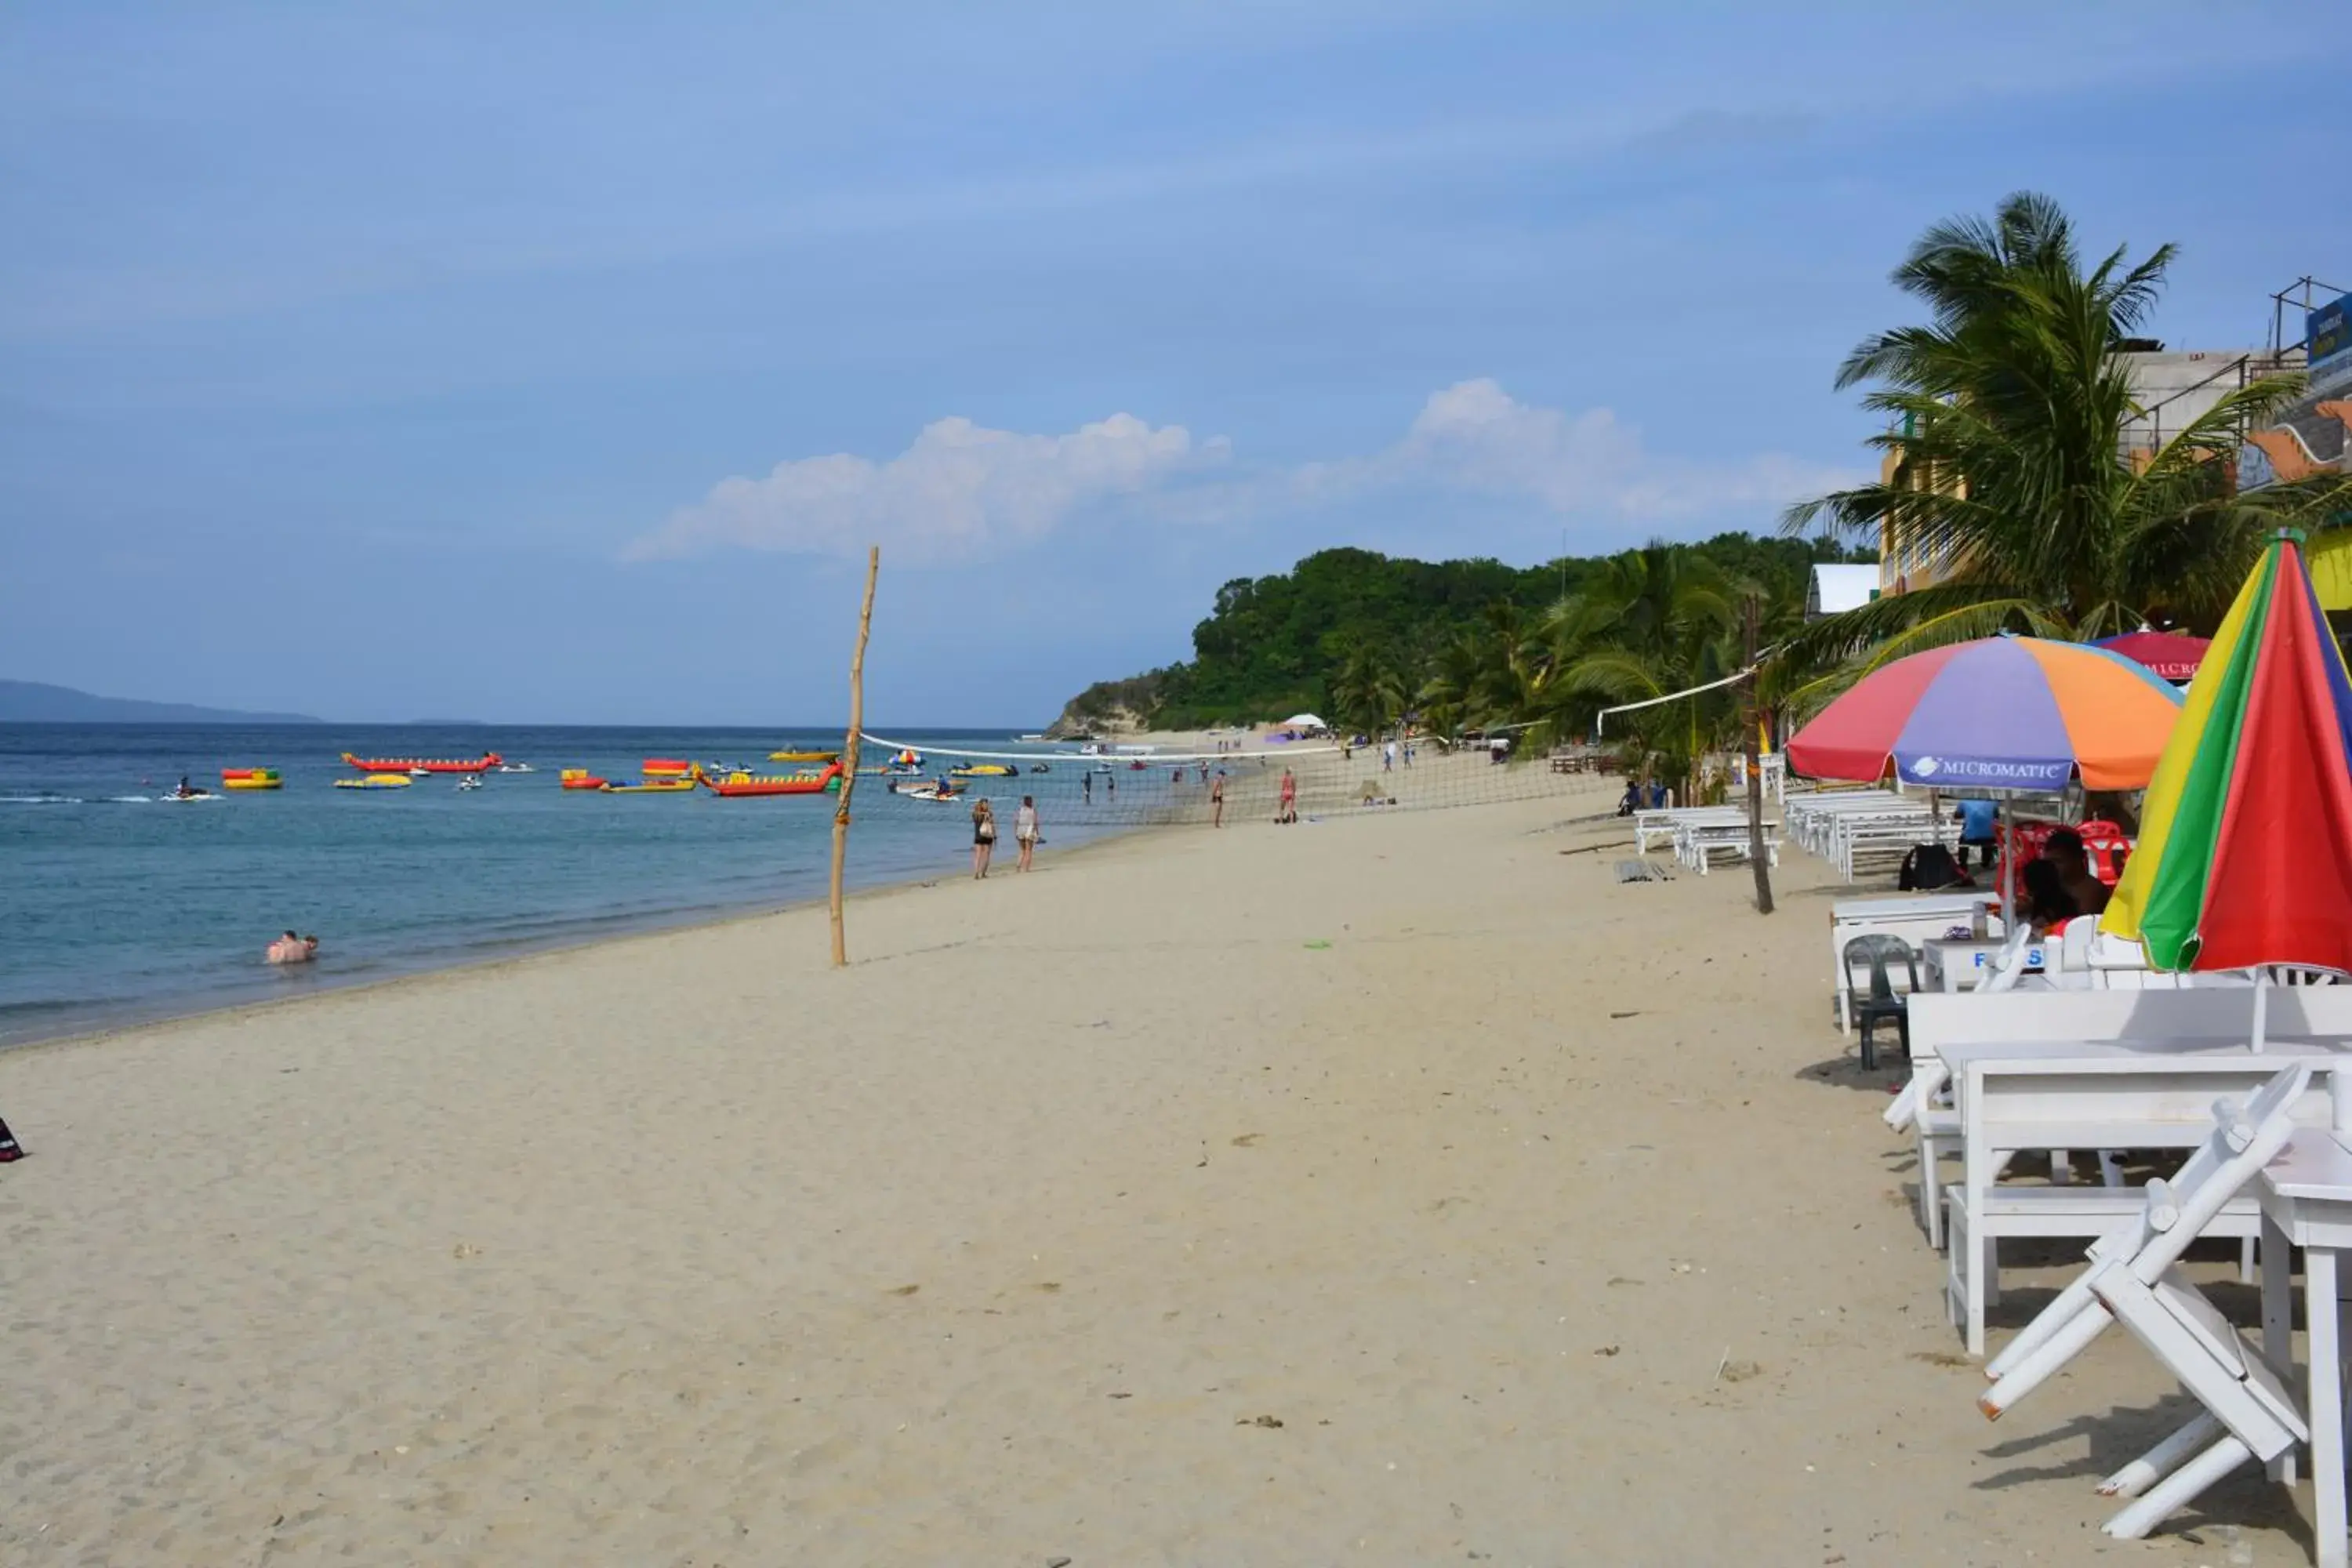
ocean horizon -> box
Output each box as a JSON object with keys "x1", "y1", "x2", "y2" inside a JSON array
[{"x1": 0, "y1": 721, "x2": 1135, "y2": 1047}]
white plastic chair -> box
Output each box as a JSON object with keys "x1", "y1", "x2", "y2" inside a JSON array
[{"x1": 1976, "y1": 1062, "x2": 2313, "y2": 1540}]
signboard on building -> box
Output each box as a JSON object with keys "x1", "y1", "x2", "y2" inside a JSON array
[
  {"x1": 2238, "y1": 439, "x2": 2278, "y2": 492},
  {"x1": 2313, "y1": 291, "x2": 2352, "y2": 396}
]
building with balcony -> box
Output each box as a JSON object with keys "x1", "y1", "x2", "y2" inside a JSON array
[
  {"x1": 1876, "y1": 343, "x2": 2285, "y2": 597},
  {"x1": 2239, "y1": 285, "x2": 2350, "y2": 494}
]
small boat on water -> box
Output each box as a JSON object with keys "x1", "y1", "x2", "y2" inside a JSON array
[
  {"x1": 497, "y1": 761, "x2": 535, "y2": 774},
  {"x1": 642, "y1": 758, "x2": 695, "y2": 778},
  {"x1": 895, "y1": 782, "x2": 964, "y2": 802},
  {"x1": 559, "y1": 768, "x2": 609, "y2": 791},
  {"x1": 456, "y1": 775, "x2": 483, "y2": 791},
  {"x1": 697, "y1": 763, "x2": 844, "y2": 798},
  {"x1": 220, "y1": 768, "x2": 282, "y2": 791},
  {"x1": 162, "y1": 786, "x2": 222, "y2": 802},
  {"x1": 769, "y1": 748, "x2": 840, "y2": 763},
  {"x1": 948, "y1": 763, "x2": 1018, "y2": 778},
  {"x1": 333, "y1": 773, "x2": 413, "y2": 791},
  {"x1": 604, "y1": 778, "x2": 697, "y2": 794},
  {"x1": 342, "y1": 751, "x2": 503, "y2": 774}
]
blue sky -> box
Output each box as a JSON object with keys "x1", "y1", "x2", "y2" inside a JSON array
[{"x1": 4, "y1": 2, "x2": 2346, "y2": 725}]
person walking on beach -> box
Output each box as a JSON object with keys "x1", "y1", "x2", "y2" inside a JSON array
[
  {"x1": 1210, "y1": 769, "x2": 1226, "y2": 828},
  {"x1": 1277, "y1": 766, "x2": 1297, "y2": 824},
  {"x1": 971, "y1": 798, "x2": 997, "y2": 878},
  {"x1": 1014, "y1": 795, "x2": 1040, "y2": 872},
  {"x1": 1382, "y1": 738, "x2": 1396, "y2": 772},
  {"x1": 1082, "y1": 771, "x2": 1093, "y2": 804}
]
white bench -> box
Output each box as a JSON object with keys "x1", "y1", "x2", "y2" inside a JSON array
[
  {"x1": 1632, "y1": 806, "x2": 1736, "y2": 856},
  {"x1": 1787, "y1": 789, "x2": 1910, "y2": 852},
  {"x1": 1895, "y1": 987, "x2": 2352, "y2": 1247},
  {"x1": 1674, "y1": 816, "x2": 1780, "y2": 874},
  {"x1": 1832, "y1": 813, "x2": 1954, "y2": 882},
  {"x1": 1939, "y1": 1039, "x2": 2352, "y2": 1356}
]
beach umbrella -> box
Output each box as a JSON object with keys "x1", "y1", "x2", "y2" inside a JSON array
[
  {"x1": 2095, "y1": 630, "x2": 2210, "y2": 683},
  {"x1": 1785, "y1": 635, "x2": 2184, "y2": 792},
  {"x1": 2100, "y1": 535, "x2": 2352, "y2": 1003},
  {"x1": 1281, "y1": 712, "x2": 1327, "y2": 730},
  {"x1": 1787, "y1": 635, "x2": 2184, "y2": 928}
]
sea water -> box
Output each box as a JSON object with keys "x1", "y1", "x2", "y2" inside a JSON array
[{"x1": 0, "y1": 724, "x2": 1134, "y2": 1046}]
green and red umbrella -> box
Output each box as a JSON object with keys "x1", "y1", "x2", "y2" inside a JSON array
[{"x1": 2102, "y1": 534, "x2": 2352, "y2": 975}]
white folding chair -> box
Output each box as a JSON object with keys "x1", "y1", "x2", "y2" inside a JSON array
[
  {"x1": 2056, "y1": 918, "x2": 2099, "y2": 991},
  {"x1": 1979, "y1": 924, "x2": 2035, "y2": 994},
  {"x1": 1976, "y1": 1063, "x2": 2313, "y2": 1540}
]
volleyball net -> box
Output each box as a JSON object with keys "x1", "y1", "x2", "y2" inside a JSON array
[{"x1": 848, "y1": 732, "x2": 1610, "y2": 828}]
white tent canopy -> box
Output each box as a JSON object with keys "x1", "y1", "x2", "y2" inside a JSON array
[{"x1": 1279, "y1": 713, "x2": 1327, "y2": 729}]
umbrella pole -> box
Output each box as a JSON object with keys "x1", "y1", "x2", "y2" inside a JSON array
[
  {"x1": 2250, "y1": 965, "x2": 2269, "y2": 1056},
  {"x1": 1998, "y1": 800, "x2": 2013, "y2": 935}
]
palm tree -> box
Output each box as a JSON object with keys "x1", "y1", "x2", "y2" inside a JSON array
[
  {"x1": 1548, "y1": 546, "x2": 1744, "y2": 789},
  {"x1": 1414, "y1": 628, "x2": 1488, "y2": 745},
  {"x1": 1780, "y1": 192, "x2": 2349, "y2": 687},
  {"x1": 1330, "y1": 640, "x2": 1410, "y2": 736}
]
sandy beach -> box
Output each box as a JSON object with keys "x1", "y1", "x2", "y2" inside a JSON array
[{"x1": 0, "y1": 788, "x2": 2300, "y2": 1564}]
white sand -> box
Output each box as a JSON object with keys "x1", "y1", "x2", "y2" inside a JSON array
[{"x1": 0, "y1": 787, "x2": 2301, "y2": 1563}]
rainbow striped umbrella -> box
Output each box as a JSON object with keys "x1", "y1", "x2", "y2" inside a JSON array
[
  {"x1": 1785, "y1": 636, "x2": 2183, "y2": 790},
  {"x1": 2101, "y1": 535, "x2": 2352, "y2": 975}
]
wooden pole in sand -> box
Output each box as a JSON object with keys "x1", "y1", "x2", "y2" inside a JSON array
[
  {"x1": 829, "y1": 546, "x2": 880, "y2": 967},
  {"x1": 1742, "y1": 592, "x2": 1775, "y2": 916}
]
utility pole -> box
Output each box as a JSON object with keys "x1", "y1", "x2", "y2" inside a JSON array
[{"x1": 1742, "y1": 591, "x2": 1775, "y2": 916}]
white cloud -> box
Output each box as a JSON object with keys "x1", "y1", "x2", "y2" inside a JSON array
[
  {"x1": 1301, "y1": 378, "x2": 1865, "y2": 522},
  {"x1": 633, "y1": 379, "x2": 1863, "y2": 566},
  {"x1": 627, "y1": 412, "x2": 1227, "y2": 564}
]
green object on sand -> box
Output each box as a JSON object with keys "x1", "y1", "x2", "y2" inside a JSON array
[{"x1": 1303, "y1": 939, "x2": 1332, "y2": 949}]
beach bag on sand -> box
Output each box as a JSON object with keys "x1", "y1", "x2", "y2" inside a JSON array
[
  {"x1": 1899, "y1": 842, "x2": 1971, "y2": 892},
  {"x1": 0, "y1": 1113, "x2": 22, "y2": 1163}
]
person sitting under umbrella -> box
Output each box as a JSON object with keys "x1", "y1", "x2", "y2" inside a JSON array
[
  {"x1": 2019, "y1": 859, "x2": 2080, "y2": 935},
  {"x1": 2042, "y1": 828, "x2": 2111, "y2": 917}
]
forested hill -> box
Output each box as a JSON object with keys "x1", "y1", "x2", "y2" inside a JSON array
[{"x1": 1051, "y1": 532, "x2": 1867, "y2": 734}]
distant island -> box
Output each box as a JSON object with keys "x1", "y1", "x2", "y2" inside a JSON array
[{"x1": 0, "y1": 680, "x2": 323, "y2": 725}]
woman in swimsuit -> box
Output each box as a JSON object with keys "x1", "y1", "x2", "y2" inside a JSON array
[{"x1": 971, "y1": 798, "x2": 997, "y2": 879}]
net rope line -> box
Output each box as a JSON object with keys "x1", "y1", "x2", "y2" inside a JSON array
[
  {"x1": 845, "y1": 731, "x2": 1605, "y2": 828},
  {"x1": 1594, "y1": 666, "x2": 1755, "y2": 736},
  {"x1": 857, "y1": 731, "x2": 1348, "y2": 764}
]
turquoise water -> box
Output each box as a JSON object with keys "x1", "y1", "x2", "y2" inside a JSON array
[{"x1": 0, "y1": 724, "x2": 1135, "y2": 1046}]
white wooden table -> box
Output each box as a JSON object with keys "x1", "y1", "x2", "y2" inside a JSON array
[
  {"x1": 2258, "y1": 1126, "x2": 2352, "y2": 1568},
  {"x1": 1922, "y1": 936, "x2": 2045, "y2": 992},
  {"x1": 1937, "y1": 1040, "x2": 2352, "y2": 1354}
]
